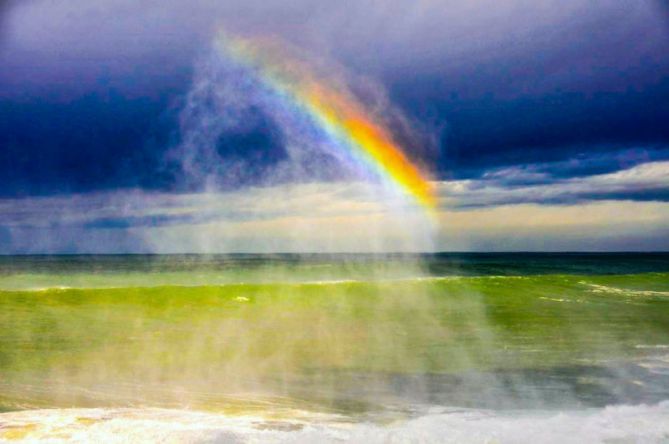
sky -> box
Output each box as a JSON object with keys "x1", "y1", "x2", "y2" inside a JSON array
[{"x1": 1, "y1": 0, "x2": 668, "y2": 253}]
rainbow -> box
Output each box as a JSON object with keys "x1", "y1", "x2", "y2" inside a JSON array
[{"x1": 215, "y1": 33, "x2": 436, "y2": 210}]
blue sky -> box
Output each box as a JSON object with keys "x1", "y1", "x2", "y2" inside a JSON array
[{"x1": 1, "y1": 0, "x2": 668, "y2": 252}]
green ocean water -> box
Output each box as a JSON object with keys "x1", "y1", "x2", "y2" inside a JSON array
[{"x1": 1, "y1": 254, "x2": 668, "y2": 418}]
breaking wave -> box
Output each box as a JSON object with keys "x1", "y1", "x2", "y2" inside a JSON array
[{"x1": 1, "y1": 402, "x2": 669, "y2": 443}]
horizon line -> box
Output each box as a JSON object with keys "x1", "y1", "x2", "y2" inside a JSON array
[{"x1": 1, "y1": 251, "x2": 669, "y2": 257}]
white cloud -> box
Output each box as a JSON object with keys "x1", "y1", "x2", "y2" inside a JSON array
[
  {"x1": 1, "y1": 163, "x2": 669, "y2": 253},
  {"x1": 437, "y1": 201, "x2": 669, "y2": 251},
  {"x1": 438, "y1": 160, "x2": 669, "y2": 207}
]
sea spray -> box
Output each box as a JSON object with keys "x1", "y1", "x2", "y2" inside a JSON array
[
  {"x1": 170, "y1": 32, "x2": 437, "y2": 254},
  {"x1": 1, "y1": 255, "x2": 668, "y2": 415}
]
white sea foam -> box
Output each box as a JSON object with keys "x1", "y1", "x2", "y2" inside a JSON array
[
  {"x1": 0, "y1": 276, "x2": 454, "y2": 292},
  {"x1": 581, "y1": 283, "x2": 669, "y2": 297},
  {"x1": 1, "y1": 402, "x2": 668, "y2": 443}
]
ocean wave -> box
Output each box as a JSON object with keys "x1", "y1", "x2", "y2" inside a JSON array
[
  {"x1": 0, "y1": 276, "x2": 450, "y2": 292},
  {"x1": 2, "y1": 273, "x2": 667, "y2": 293},
  {"x1": 0, "y1": 274, "x2": 554, "y2": 292},
  {"x1": 1, "y1": 402, "x2": 668, "y2": 443},
  {"x1": 581, "y1": 283, "x2": 669, "y2": 297}
]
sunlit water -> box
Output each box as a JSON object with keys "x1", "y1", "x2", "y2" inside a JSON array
[{"x1": 1, "y1": 253, "x2": 668, "y2": 442}]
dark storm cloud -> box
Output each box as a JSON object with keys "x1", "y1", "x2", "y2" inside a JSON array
[
  {"x1": 394, "y1": 79, "x2": 669, "y2": 178},
  {"x1": 1, "y1": 0, "x2": 668, "y2": 199},
  {"x1": 0, "y1": 93, "x2": 180, "y2": 196},
  {"x1": 0, "y1": 0, "x2": 16, "y2": 46},
  {"x1": 5, "y1": 0, "x2": 667, "y2": 95}
]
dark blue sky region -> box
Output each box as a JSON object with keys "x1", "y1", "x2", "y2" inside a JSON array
[{"x1": 1, "y1": 0, "x2": 668, "y2": 197}]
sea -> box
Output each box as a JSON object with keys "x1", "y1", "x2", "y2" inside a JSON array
[{"x1": 0, "y1": 253, "x2": 668, "y2": 442}]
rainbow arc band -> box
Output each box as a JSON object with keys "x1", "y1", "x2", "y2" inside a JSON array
[{"x1": 216, "y1": 33, "x2": 436, "y2": 211}]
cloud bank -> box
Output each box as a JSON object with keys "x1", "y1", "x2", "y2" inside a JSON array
[{"x1": 2, "y1": 161, "x2": 668, "y2": 253}]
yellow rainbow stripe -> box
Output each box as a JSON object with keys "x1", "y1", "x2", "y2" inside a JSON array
[{"x1": 216, "y1": 34, "x2": 436, "y2": 210}]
